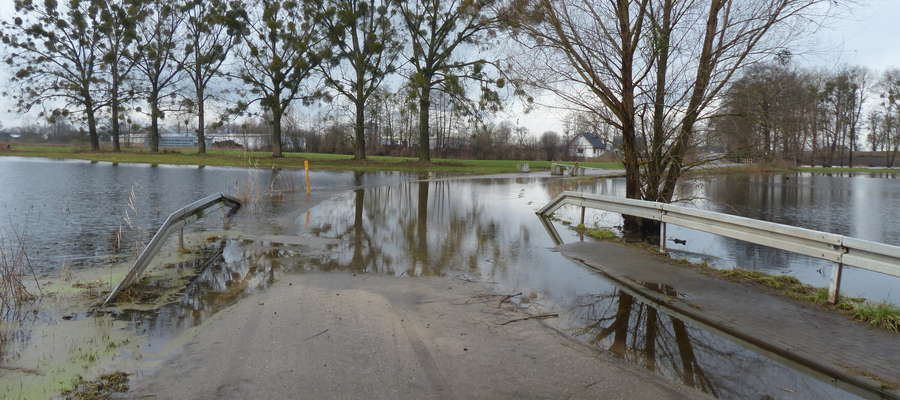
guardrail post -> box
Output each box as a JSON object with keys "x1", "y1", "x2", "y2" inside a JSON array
[
  {"x1": 659, "y1": 222, "x2": 667, "y2": 254},
  {"x1": 828, "y1": 262, "x2": 843, "y2": 304}
]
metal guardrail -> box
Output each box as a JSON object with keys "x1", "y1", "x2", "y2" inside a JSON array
[
  {"x1": 538, "y1": 191, "x2": 900, "y2": 304},
  {"x1": 102, "y1": 193, "x2": 242, "y2": 306}
]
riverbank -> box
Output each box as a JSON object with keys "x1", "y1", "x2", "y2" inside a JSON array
[{"x1": 0, "y1": 144, "x2": 622, "y2": 174}]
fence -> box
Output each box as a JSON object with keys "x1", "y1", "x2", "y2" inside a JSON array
[{"x1": 537, "y1": 191, "x2": 900, "y2": 304}]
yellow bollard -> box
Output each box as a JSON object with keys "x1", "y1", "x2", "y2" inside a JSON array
[{"x1": 304, "y1": 160, "x2": 311, "y2": 193}]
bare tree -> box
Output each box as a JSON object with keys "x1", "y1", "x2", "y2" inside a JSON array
[
  {"x1": 540, "y1": 130, "x2": 560, "y2": 161},
  {"x1": 875, "y1": 69, "x2": 900, "y2": 167},
  {"x1": 508, "y1": 0, "x2": 841, "y2": 238}
]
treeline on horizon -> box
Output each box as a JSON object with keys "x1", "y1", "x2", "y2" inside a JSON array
[
  {"x1": 2, "y1": 0, "x2": 545, "y2": 161},
  {"x1": 712, "y1": 61, "x2": 900, "y2": 168}
]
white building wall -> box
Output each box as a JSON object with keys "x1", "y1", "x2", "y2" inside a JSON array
[{"x1": 572, "y1": 136, "x2": 603, "y2": 158}]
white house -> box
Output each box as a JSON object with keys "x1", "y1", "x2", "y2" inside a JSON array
[{"x1": 570, "y1": 132, "x2": 608, "y2": 158}]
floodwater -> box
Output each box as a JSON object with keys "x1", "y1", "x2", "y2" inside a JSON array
[
  {"x1": 2, "y1": 156, "x2": 898, "y2": 399},
  {"x1": 294, "y1": 177, "x2": 873, "y2": 399},
  {"x1": 0, "y1": 156, "x2": 412, "y2": 273}
]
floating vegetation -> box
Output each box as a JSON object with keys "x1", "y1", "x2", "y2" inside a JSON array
[{"x1": 61, "y1": 372, "x2": 129, "y2": 400}]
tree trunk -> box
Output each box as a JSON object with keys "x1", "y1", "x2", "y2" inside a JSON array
[
  {"x1": 111, "y1": 76, "x2": 121, "y2": 152},
  {"x1": 622, "y1": 117, "x2": 643, "y2": 237},
  {"x1": 272, "y1": 108, "x2": 283, "y2": 158},
  {"x1": 197, "y1": 81, "x2": 206, "y2": 154},
  {"x1": 86, "y1": 100, "x2": 100, "y2": 152},
  {"x1": 354, "y1": 99, "x2": 366, "y2": 160},
  {"x1": 417, "y1": 86, "x2": 431, "y2": 162},
  {"x1": 150, "y1": 94, "x2": 160, "y2": 153}
]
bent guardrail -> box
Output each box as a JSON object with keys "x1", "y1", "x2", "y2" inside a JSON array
[
  {"x1": 102, "y1": 193, "x2": 242, "y2": 306},
  {"x1": 537, "y1": 191, "x2": 900, "y2": 304}
]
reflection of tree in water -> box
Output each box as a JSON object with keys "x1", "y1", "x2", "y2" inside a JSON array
[
  {"x1": 305, "y1": 180, "x2": 522, "y2": 277},
  {"x1": 570, "y1": 281, "x2": 832, "y2": 399},
  {"x1": 574, "y1": 281, "x2": 864, "y2": 399},
  {"x1": 575, "y1": 285, "x2": 718, "y2": 397},
  {"x1": 118, "y1": 240, "x2": 282, "y2": 341}
]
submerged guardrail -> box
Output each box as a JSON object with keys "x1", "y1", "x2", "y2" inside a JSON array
[
  {"x1": 537, "y1": 191, "x2": 900, "y2": 304},
  {"x1": 102, "y1": 193, "x2": 241, "y2": 306}
]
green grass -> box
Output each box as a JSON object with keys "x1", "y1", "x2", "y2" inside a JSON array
[
  {"x1": 0, "y1": 144, "x2": 623, "y2": 174},
  {"x1": 799, "y1": 167, "x2": 900, "y2": 174},
  {"x1": 851, "y1": 302, "x2": 900, "y2": 332},
  {"x1": 574, "y1": 224, "x2": 618, "y2": 240},
  {"x1": 710, "y1": 268, "x2": 900, "y2": 332}
]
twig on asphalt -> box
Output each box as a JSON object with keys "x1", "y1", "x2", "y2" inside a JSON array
[
  {"x1": 303, "y1": 329, "x2": 329, "y2": 341},
  {"x1": 453, "y1": 292, "x2": 523, "y2": 305},
  {"x1": 495, "y1": 313, "x2": 559, "y2": 326},
  {"x1": 498, "y1": 292, "x2": 523, "y2": 308},
  {"x1": 453, "y1": 275, "x2": 497, "y2": 284}
]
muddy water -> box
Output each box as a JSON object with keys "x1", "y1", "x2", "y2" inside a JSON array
[{"x1": 2, "y1": 157, "x2": 896, "y2": 399}]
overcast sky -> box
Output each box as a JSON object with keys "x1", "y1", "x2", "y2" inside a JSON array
[{"x1": 0, "y1": 0, "x2": 898, "y2": 135}]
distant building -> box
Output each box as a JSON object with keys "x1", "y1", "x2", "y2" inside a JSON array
[
  {"x1": 570, "y1": 132, "x2": 608, "y2": 158},
  {"x1": 117, "y1": 131, "x2": 277, "y2": 150}
]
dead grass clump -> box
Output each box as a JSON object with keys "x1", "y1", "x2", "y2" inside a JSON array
[
  {"x1": 61, "y1": 371, "x2": 129, "y2": 400},
  {"x1": 113, "y1": 277, "x2": 172, "y2": 305},
  {"x1": 0, "y1": 227, "x2": 41, "y2": 321}
]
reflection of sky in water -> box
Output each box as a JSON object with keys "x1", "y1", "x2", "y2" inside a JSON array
[
  {"x1": 298, "y1": 177, "x2": 863, "y2": 399},
  {"x1": 0, "y1": 157, "x2": 413, "y2": 273}
]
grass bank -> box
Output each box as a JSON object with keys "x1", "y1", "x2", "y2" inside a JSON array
[
  {"x1": 0, "y1": 144, "x2": 623, "y2": 174},
  {"x1": 702, "y1": 266, "x2": 899, "y2": 332}
]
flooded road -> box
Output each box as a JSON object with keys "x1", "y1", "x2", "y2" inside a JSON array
[
  {"x1": 1, "y1": 157, "x2": 897, "y2": 399},
  {"x1": 297, "y1": 177, "x2": 870, "y2": 400}
]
